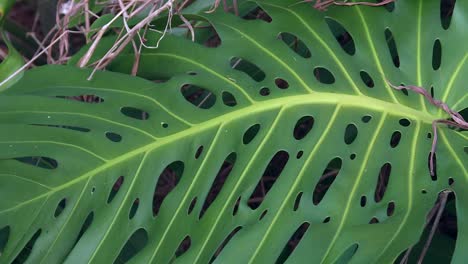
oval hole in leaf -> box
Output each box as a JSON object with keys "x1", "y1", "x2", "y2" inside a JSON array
[
  {"x1": 275, "y1": 78, "x2": 289, "y2": 89},
  {"x1": 195, "y1": 146, "x2": 204, "y2": 159},
  {"x1": 323, "y1": 216, "x2": 331, "y2": 223},
  {"x1": 276, "y1": 223, "x2": 310, "y2": 264},
  {"x1": 294, "y1": 192, "x2": 303, "y2": 211},
  {"x1": 399, "y1": 118, "x2": 411, "y2": 127},
  {"x1": 248, "y1": 151, "x2": 290, "y2": 209},
  {"x1": 232, "y1": 196, "x2": 241, "y2": 216},
  {"x1": 15, "y1": 156, "x2": 58, "y2": 170},
  {"x1": 335, "y1": 243, "x2": 359, "y2": 263},
  {"x1": 432, "y1": 39, "x2": 442, "y2": 70},
  {"x1": 13, "y1": 229, "x2": 41, "y2": 263},
  {"x1": 106, "y1": 132, "x2": 122, "y2": 142},
  {"x1": 387, "y1": 201, "x2": 395, "y2": 216},
  {"x1": 313, "y1": 157, "x2": 343, "y2": 205},
  {"x1": 114, "y1": 228, "x2": 148, "y2": 263},
  {"x1": 243, "y1": 124, "x2": 261, "y2": 145},
  {"x1": 440, "y1": 0, "x2": 457, "y2": 30},
  {"x1": 344, "y1": 124, "x2": 358, "y2": 145},
  {"x1": 188, "y1": 197, "x2": 197, "y2": 215},
  {"x1": 31, "y1": 124, "x2": 91, "y2": 133},
  {"x1": 222, "y1": 91, "x2": 237, "y2": 107},
  {"x1": 390, "y1": 131, "x2": 402, "y2": 148},
  {"x1": 296, "y1": 151, "x2": 304, "y2": 159},
  {"x1": 259, "y1": 87, "x2": 270, "y2": 96},
  {"x1": 294, "y1": 116, "x2": 315, "y2": 140},
  {"x1": 209, "y1": 227, "x2": 242, "y2": 263},
  {"x1": 313, "y1": 67, "x2": 335, "y2": 84},
  {"x1": 121, "y1": 106, "x2": 150, "y2": 120},
  {"x1": 54, "y1": 198, "x2": 67, "y2": 217},
  {"x1": 242, "y1": 5, "x2": 272, "y2": 22},
  {"x1": 369, "y1": 217, "x2": 380, "y2": 224},
  {"x1": 360, "y1": 196, "x2": 367, "y2": 207},
  {"x1": 75, "y1": 212, "x2": 94, "y2": 245},
  {"x1": 360, "y1": 71, "x2": 374, "y2": 88},
  {"x1": 174, "y1": 236, "x2": 191, "y2": 258},
  {"x1": 448, "y1": 177, "x2": 454, "y2": 186},
  {"x1": 259, "y1": 210, "x2": 268, "y2": 220},
  {"x1": 374, "y1": 163, "x2": 392, "y2": 202},
  {"x1": 0, "y1": 226, "x2": 10, "y2": 255},
  {"x1": 55, "y1": 94, "x2": 104, "y2": 103},
  {"x1": 230, "y1": 57, "x2": 266, "y2": 82},
  {"x1": 181, "y1": 84, "x2": 216, "y2": 109},
  {"x1": 362, "y1": 115, "x2": 372, "y2": 123},
  {"x1": 277, "y1": 32, "x2": 311, "y2": 58},
  {"x1": 153, "y1": 161, "x2": 185, "y2": 216},
  {"x1": 325, "y1": 17, "x2": 356, "y2": 55},
  {"x1": 199, "y1": 153, "x2": 237, "y2": 219},
  {"x1": 384, "y1": 28, "x2": 400, "y2": 67},
  {"x1": 107, "y1": 176, "x2": 124, "y2": 203},
  {"x1": 129, "y1": 198, "x2": 139, "y2": 219}
]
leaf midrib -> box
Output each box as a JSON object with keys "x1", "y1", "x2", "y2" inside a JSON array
[{"x1": 0, "y1": 92, "x2": 438, "y2": 215}]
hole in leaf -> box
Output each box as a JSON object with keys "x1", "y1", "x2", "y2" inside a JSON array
[
  {"x1": 15, "y1": 156, "x2": 58, "y2": 170},
  {"x1": 449, "y1": 178, "x2": 454, "y2": 186},
  {"x1": 360, "y1": 71, "x2": 374, "y2": 88},
  {"x1": 431, "y1": 86, "x2": 435, "y2": 98},
  {"x1": 313, "y1": 157, "x2": 343, "y2": 205},
  {"x1": 161, "y1": 123, "x2": 169, "y2": 128},
  {"x1": 422, "y1": 189, "x2": 427, "y2": 194},
  {"x1": 325, "y1": 17, "x2": 356, "y2": 55},
  {"x1": 0, "y1": 226, "x2": 10, "y2": 255},
  {"x1": 243, "y1": 124, "x2": 260, "y2": 145},
  {"x1": 313, "y1": 67, "x2": 335, "y2": 84},
  {"x1": 13, "y1": 229, "x2": 41, "y2": 263},
  {"x1": 323, "y1": 217, "x2": 331, "y2": 223},
  {"x1": 107, "y1": 176, "x2": 124, "y2": 203},
  {"x1": 362, "y1": 115, "x2": 372, "y2": 123},
  {"x1": 188, "y1": 197, "x2": 197, "y2": 215},
  {"x1": 200, "y1": 153, "x2": 237, "y2": 219},
  {"x1": 56, "y1": 94, "x2": 104, "y2": 103},
  {"x1": 230, "y1": 57, "x2": 266, "y2": 82},
  {"x1": 153, "y1": 161, "x2": 185, "y2": 216},
  {"x1": 440, "y1": 0, "x2": 457, "y2": 29},
  {"x1": 121, "y1": 107, "x2": 150, "y2": 120},
  {"x1": 294, "y1": 192, "x2": 303, "y2": 211},
  {"x1": 296, "y1": 151, "x2": 304, "y2": 159},
  {"x1": 106, "y1": 132, "x2": 122, "y2": 142},
  {"x1": 174, "y1": 236, "x2": 191, "y2": 258},
  {"x1": 400, "y1": 88, "x2": 409, "y2": 96},
  {"x1": 427, "y1": 133, "x2": 432, "y2": 139},
  {"x1": 232, "y1": 196, "x2": 241, "y2": 216},
  {"x1": 187, "y1": 71, "x2": 197, "y2": 76},
  {"x1": 275, "y1": 78, "x2": 289, "y2": 89},
  {"x1": 248, "y1": 151, "x2": 290, "y2": 209},
  {"x1": 350, "y1": 153, "x2": 356, "y2": 160},
  {"x1": 54, "y1": 198, "x2": 67, "y2": 217},
  {"x1": 114, "y1": 228, "x2": 148, "y2": 264},
  {"x1": 390, "y1": 131, "x2": 402, "y2": 148},
  {"x1": 242, "y1": 5, "x2": 272, "y2": 22},
  {"x1": 278, "y1": 32, "x2": 311, "y2": 58},
  {"x1": 209, "y1": 227, "x2": 242, "y2": 263},
  {"x1": 399, "y1": 118, "x2": 411, "y2": 127},
  {"x1": 74, "y1": 212, "x2": 94, "y2": 245},
  {"x1": 335, "y1": 243, "x2": 359, "y2": 263},
  {"x1": 385, "y1": 28, "x2": 400, "y2": 67},
  {"x1": 432, "y1": 39, "x2": 442, "y2": 70},
  {"x1": 129, "y1": 198, "x2": 139, "y2": 219},
  {"x1": 222, "y1": 91, "x2": 237, "y2": 107},
  {"x1": 181, "y1": 84, "x2": 216, "y2": 109},
  {"x1": 259, "y1": 210, "x2": 268, "y2": 220},
  {"x1": 31, "y1": 124, "x2": 91, "y2": 132},
  {"x1": 294, "y1": 116, "x2": 315, "y2": 140},
  {"x1": 360, "y1": 196, "x2": 367, "y2": 207},
  {"x1": 374, "y1": 163, "x2": 392, "y2": 202},
  {"x1": 195, "y1": 146, "x2": 204, "y2": 159},
  {"x1": 259, "y1": 87, "x2": 270, "y2": 96},
  {"x1": 344, "y1": 124, "x2": 358, "y2": 145},
  {"x1": 429, "y1": 152, "x2": 438, "y2": 181},
  {"x1": 369, "y1": 217, "x2": 380, "y2": 224},
  {"x1": 276, "y1": 223, "x2": 310, "y2": 264},
  {"x1": 387, "y1": 201, "x2": 395, "y2": 216}
]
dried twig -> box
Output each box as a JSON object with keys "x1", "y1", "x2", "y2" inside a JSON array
[{"x1": 386, "y1": 81, "x2": 468, "y2": 176}]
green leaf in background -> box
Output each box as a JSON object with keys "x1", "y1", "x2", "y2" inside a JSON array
[
  {"x1": 0, "y1": 0, "x2": 467, "y2": 263},
  {"x1": 0, "y1": 0, "x2": 24, "y2": 91}
]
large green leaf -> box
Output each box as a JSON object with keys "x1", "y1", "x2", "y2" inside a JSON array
[{"x1": 0, "y1": 0, "x2": 467, "y2": 263}]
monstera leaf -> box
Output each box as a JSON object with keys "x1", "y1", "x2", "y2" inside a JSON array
[{"x1": 0, "y1": 0, "x2": 467, "y2": 263}]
